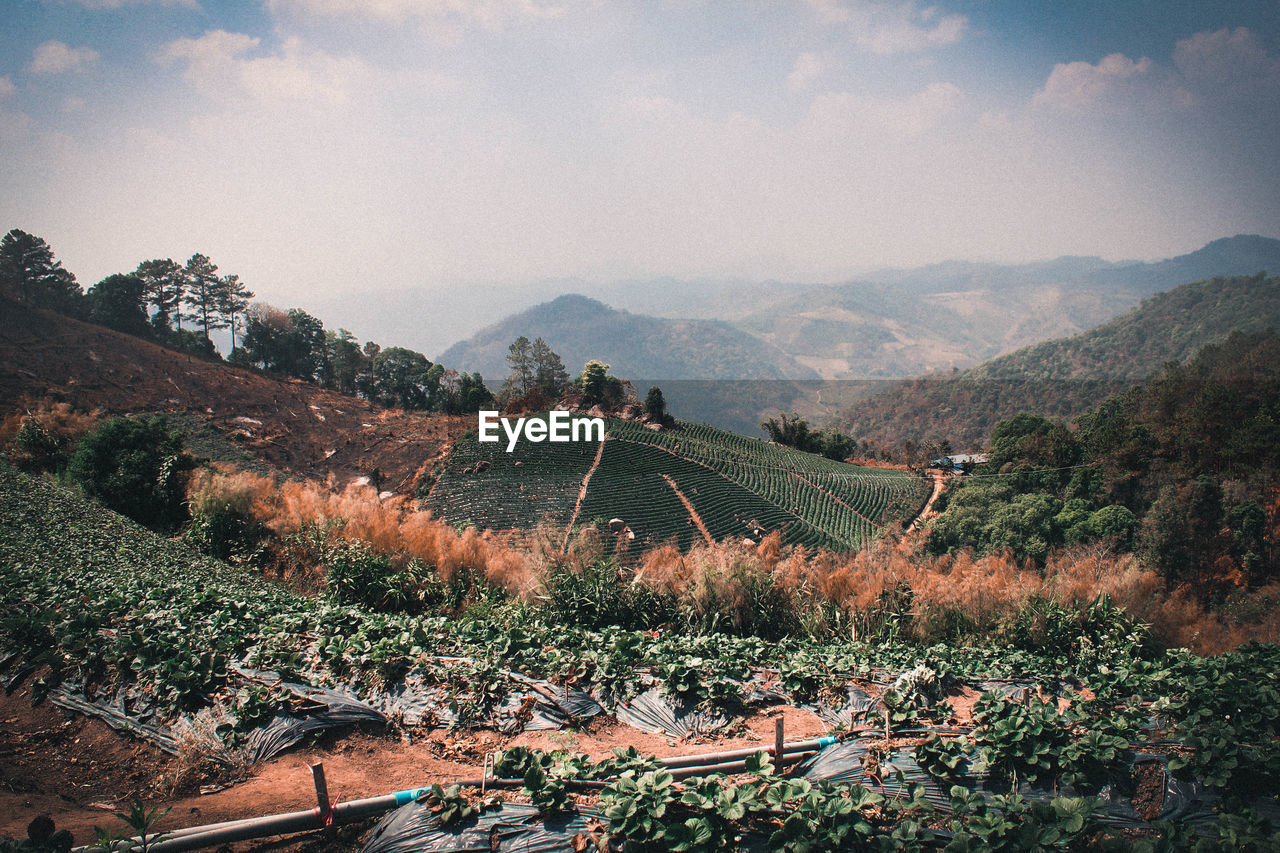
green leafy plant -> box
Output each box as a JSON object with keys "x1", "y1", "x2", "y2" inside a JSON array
[
  {"x1": 420, "y1": 784, "x2": 502, "y2": 826},
  {"x1": 93, "y1": 800, "x2": 171, "y2": 853}
]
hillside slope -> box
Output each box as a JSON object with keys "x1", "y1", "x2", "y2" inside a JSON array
[
  {"x1": 737, "y1": 235, "x2": 1280, "y2": 380},
  {"x1": 424, "y1": 416, "x2": 928, "y2": 551},
  {"x1": 832, "y1": 273, "x2": 1280, "y2": 452},
  {"x1": 438, "y1": 294, "x2": 819, "y2": 383},
  {"x1": 0, "y1": 299, "x2": 459, "y2": 493}
]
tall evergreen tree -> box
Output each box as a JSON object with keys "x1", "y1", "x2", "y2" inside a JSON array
[
  {"x1": 217, "y1": 273, "x2": 254, "y2": 351},
  {"x1": 531, "y1": 337, "x2": 569, "y2": 395},
  {"x1": 182, "y1": 253, "x2": 223, "y2": 338},
  {"x1": 0, "y1": 229, "x2": 81, "y2": 313},
  {"x1": 135, "y1": 258, "x2": 184, "y2": 330},
  {"x1": 504, "y1": 336, "x2": 535, "y2": 395}
]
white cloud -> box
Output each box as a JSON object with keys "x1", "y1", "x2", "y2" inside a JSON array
[
  {"x1": 803, "y1": 0, "x2": 967, "y2": 54},
  {"x1": 1173, "y1": 27, "x2": 1280, "y2": 98},
  {"x1": 157, "y1": 31, "x2": 366, "y2": 105},
  {"x1": 1032, "y1": 52, "x2": 1189, "y2": 112},
  {"x1": 1034, "y1": 28, "x2": 1280, "y2": 116},
  {"x1": 29, "y1": 41, "x2": 100, "y2": 75},
  {"x1": 0, "y1": 77, "x2": 15, "y2": 98},
  {"x1": 156, "y1": 30, "x2": 457, "y2": 108},
  {"x1": 266, "y1": 0, "x2": 581, "y2": 27},
  {"x1": 807, "y1": 80, "x2": 965, "y2": 135},
  {"x1": 787, "y1": 52, "x2": 824, "y2": 90}
]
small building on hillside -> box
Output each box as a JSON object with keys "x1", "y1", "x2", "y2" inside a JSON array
[{"x1": 928, "y1": 453, "x2": 988, "y2": 474}]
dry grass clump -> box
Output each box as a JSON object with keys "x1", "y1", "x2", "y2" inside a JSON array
[
  {"x1": 624, "y1": 532, "x2": 1280, "y2": 652},
  {"x1": 187, "y1": 467, "x2": 536, "y2": 597},
  {"x1": 0, "y1": 398, "x2": 101, "y2": 469}
]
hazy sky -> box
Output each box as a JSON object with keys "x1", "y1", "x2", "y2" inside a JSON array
[{"x1": 2, "y1": 0, "x2": 1278, "y2": 309}]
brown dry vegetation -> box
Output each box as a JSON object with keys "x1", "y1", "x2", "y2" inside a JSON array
[{"x1": 190, "y1": 467, "x2": 1280, "y2": 655}]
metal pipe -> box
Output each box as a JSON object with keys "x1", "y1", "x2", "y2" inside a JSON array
[
  {"x1": 656, "y1": 736, "x2": 836, "y2": 769},
  {"x1": 77, "y1": 779, "x2": 486, "y2": 853}
]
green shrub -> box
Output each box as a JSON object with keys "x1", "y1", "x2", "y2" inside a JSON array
[
  {"x1": 324, "y1": 538, "x2": 405, "y2": 609},
  {"x1": 540, "y1": 559, "x2": 680, "y2": 631},
  {"x1": 184, "y1": 503, "x2": 263, "y2": 562},
  {"x1": 66, "y1": 415, "x2": 194, "y2": 532}
]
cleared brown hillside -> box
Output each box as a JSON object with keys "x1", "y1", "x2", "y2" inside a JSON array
[{"x1": 0, "y1": 299, "x2": 462, "y2": 493}]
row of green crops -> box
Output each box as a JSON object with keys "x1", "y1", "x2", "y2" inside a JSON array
[
  {"x1": 423, "y1": 416, "x2": 930, "y2": 551},
  {"x1": 411, "y1": 743, "x2": 1279, "y2": 852},
  {"x1": 0, "y1": 463, "x2": 1058, "y2": 719}
]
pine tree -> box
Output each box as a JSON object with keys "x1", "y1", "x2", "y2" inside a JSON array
[
  {"x1": 0, "y1": 229, "x2": 81, "y2": 313},
  {"x1": 182, "y1": 253, "x2": 223, "y2": 338},
  {"x1": 217, "y1": 273, "x2": 254, "y2": 351},
  {"x1": 135, "y1": 258, "x2": 185, "y2": 330},
  {"x1": 505, "y1": 336, "x2": 535, "y2": 395},
  {"x1": 531, "y1": 337, "x2": 569, "y2": 395}
]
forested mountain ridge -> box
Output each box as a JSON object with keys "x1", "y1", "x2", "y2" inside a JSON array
[
  {"x1": 433, "y1": 235, "x2": 1280, "y2": 386},
  {"x1": 926, "y1": 328, "x2": 1280, "y2": 593},
  {"x1": 735, "y1": 235, "x2": 1280, "y2": 380},
  {"x1": 438, "y1": 293, "x2": 820, "y2": 382},
  {"x1": 832, "y1": 273, "x2": 1280, "y2": 454}
]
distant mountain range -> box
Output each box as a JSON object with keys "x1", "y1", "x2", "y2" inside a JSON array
[
  {"x1": 440, "y1": 235, "x2": 1280, "y2": 385},
  {"x1": 832, "y1": 271, "x2": 1280, "y2": 452},
  {"x1": 435, "y1": 235, "x2": 1280, "y2": 434},
  {"x1": 437, "y1": 294, "x2": 816, "y2": 385}
]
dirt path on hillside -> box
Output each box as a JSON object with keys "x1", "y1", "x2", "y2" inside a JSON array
[
  {"x1": 562, "y1": 432, "x2": 609, "y2": 549},
  {"x1": 905, "y1": 471, "x2": 947, "y2": 534},
  {"x1": 661, "y1": 474, "x2": 714, "y2": 545}
]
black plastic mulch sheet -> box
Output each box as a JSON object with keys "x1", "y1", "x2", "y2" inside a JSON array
[
  {"x1": 509, "y1": 684, "x2": 604, "y2": 732},
  {"x1": 48, "y1": 671, "x2": 387, "y2": 765},
  {"x1": 802, "y1": 684, "x2": 877, "y2": 729},
  {"x1": 375, "y1": 671, "x2": 458, "y2": 728},
  {"x1": 1128, "y1": 754, "x2": 1280, "y2": 829},
  {"x1": 796, "y1": 740, "x2": 953, "y2": 812},
  {"x1": 241, "y1": 681, "x2": 388, "y2": 764},
  {"x1": 792, "y1": 741, "x2": 1272, "y2": 829},
  {"x1": 372, "y1": 668, "x2": 603, "y2": 735},
  {"x1": 362, "y1": 802, "x2": 609, "y2": 853},
  {"x1": 974, "y1": 680, "x2": 1040, "y2": 704},
  {"x1": 603, "y1": 686, "x2": 733, "y2": 739},
  {"x1": 49, "y1": 686, "x2": 182, "y2": 754}
]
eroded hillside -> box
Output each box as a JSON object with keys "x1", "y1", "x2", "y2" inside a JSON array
[{"x1": 0, "y1": 299, "x2": 462, "y2": 493}]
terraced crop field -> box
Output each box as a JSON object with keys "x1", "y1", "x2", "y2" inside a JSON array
[{"x1": 422, "y1": 416, "x2": 929, "y2": 550}]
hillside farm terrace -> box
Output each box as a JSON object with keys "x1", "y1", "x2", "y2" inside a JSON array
[{"x1": 478, "y1": 410, "x2": 606, "y2": 452}]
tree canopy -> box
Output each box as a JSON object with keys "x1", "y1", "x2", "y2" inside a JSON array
[{"x1": 0, "y1": 228, "x2": 81, "y2": 314}]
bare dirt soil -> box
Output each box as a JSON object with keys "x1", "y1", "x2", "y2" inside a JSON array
[
  {"x1": 0, "y1": 300, "x2": 464, "y2": 495},
  {"x1": 0, "y1": 687, "x2": 829, "y2": 849}
]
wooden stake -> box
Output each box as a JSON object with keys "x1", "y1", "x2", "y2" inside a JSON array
[
  {"x1": 309, "y1": 762, "x2": 330, "y2": 822},
  {"x1": 774, "y1": 716, "x2": 785, "y2": 774}
]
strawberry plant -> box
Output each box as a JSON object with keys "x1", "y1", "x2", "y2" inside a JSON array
[
  {"x1": 946, "y1": 788, "x2": 1100, "y2": 852},
  {"x1": 971, "y1": 691, "x2": 1075, "y2": 787},
  {"x1": 916, "y1": 732, "x2": 972, "y2": 783},
  {"x1": 600, "y1": 769, "x2": 678, "y2": 849},
  {"x1": 419, "y1": 784, "x2": 502, "y2": 826}
]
